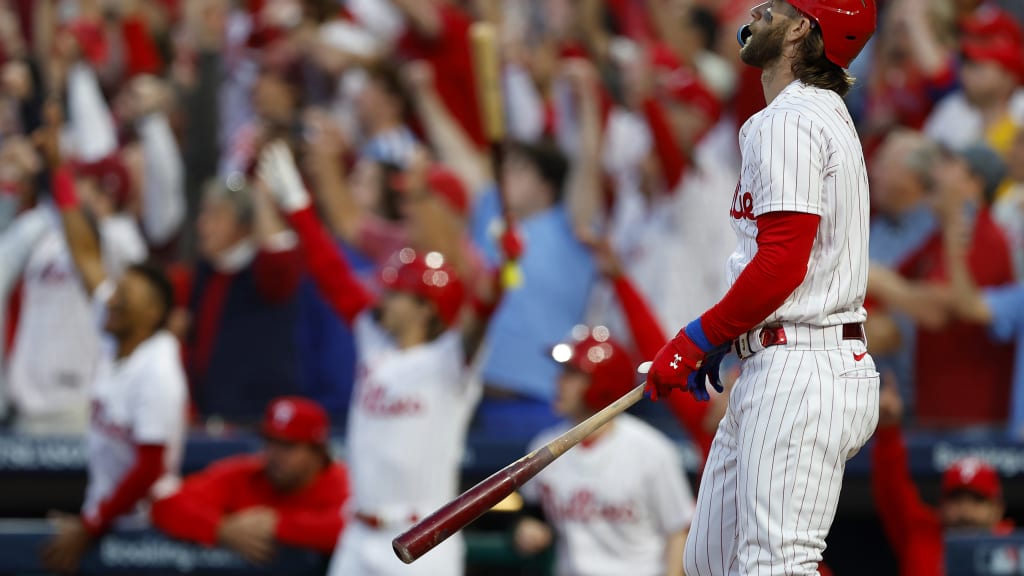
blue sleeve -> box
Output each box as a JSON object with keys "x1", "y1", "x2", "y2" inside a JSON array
[{"x1": 983, "y1": 284, "x2": 1024, "y2": 343}]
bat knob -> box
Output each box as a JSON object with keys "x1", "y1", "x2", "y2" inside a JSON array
[{"x1": 393, "y1": 539, "x2": 416, "y2": 564}]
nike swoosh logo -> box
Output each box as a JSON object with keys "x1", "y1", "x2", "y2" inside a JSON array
[{"x1": 853, "y1": 351, "x2": 867, "y2": 362}]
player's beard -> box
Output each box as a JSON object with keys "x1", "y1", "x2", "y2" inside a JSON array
[{"x1": 740, "y1": 23, "x2": 787, "y2": 68}]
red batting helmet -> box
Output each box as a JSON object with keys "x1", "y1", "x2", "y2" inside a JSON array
[
  {"x1": 787, "y1": 0, "x2": 877, "y2": 68},
  {"x1": 552, "y1": 325, "x2": 637, "y2": 413},
  {"x1": 380, "y1": 248, "x2": 465, "y2": 327}
]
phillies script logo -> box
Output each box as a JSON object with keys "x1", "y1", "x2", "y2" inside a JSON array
[
  {"x1": 90, "y1": 400, "x2": 132, "y2": 441},
  {"x1": 358, "y1": 382, "x2": 424, "y2": 417},
  {"x1": 540, "y1": 484, "x2": 639, "y2": 523},
  {"x1": 730, "y1": 181, "x2": 755, "y2": 221}
]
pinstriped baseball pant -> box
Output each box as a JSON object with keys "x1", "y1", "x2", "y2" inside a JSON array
[{"x1": 683, "y1": 334, "x2": 879, "y2": 576}]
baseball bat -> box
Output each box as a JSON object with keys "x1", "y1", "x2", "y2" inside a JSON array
[
  {"x1": 393, "y1": 367, "x2": 650, "y2": 564},
  {"x1": 469, "y1": 22, "x2": 523, "y2": 288}
]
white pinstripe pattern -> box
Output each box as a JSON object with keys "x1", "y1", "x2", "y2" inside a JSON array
[
  {"x1": 684, "y1": 81, "x2": 878, "y2": 576},
  {"x1": 727, "y1": 81, "x2": 869, "y2": 329}
]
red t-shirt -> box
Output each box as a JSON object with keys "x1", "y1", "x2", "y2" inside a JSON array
[
  {"x1": 398, "y1": 5, "x2": 486, "y2": 148},
  {"x1": 151, "y1": 454, "x2": 350, "y2": 554},
  {"x1": 899, "y1": 209, "x2": 1015, "y2": 427}
]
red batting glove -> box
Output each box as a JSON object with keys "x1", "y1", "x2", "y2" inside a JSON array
[
  {"x1": 646, "y1": 329, "x2": 706, "y2": 401},
  {"x1": 51, "y1": 165, "x2": 79, "y2": 210}
]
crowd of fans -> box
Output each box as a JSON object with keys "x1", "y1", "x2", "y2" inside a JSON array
[{"x1": 0, "y1": 0, "x2": 1023, "y2": 573}]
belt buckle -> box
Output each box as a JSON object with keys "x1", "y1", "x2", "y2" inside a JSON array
[{"x1": 734, "y1": 332, "x2": 754, "y2": 360}]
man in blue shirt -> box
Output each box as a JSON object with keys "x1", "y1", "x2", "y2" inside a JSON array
[{"x1": 471, "y1": 141, "x2": 597, "y2": 403}]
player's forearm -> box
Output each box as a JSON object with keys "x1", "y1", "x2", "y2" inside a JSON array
[
  {"x1": 83, "y1": 444, "x2": 166, "y2": 536},
  {"x1": 664, "y1": 528, "x2": 687, "y2": 576},
  {"x1": 274, "y1": 512, "x2": 345, "y2": 554},
  {"x1": 150, "y1": 493, "x2": 223, "y2": 546},
  {"x1": 55, "y1": 167, "x2": 108, "y2": 295},
  {"x1": 287, "y1": 207, "x2": 374, "y2": 325},
  {"x1": 700, "y1": 212, "x2": 819, "y2": 346}
]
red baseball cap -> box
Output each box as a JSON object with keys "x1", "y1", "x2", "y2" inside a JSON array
[
  {"x1": 665, "y1": 72, "x2": 724, "y2": 126},
  {"x1": 962, "y1": 37, "x2": 1024, "y2": 84},
  {"x1": 942, "y1": 457, "x2": 1002, "y2": 500},
  {"x1": 262, "y1": 397, "x2": 329, "y2": 445},
  {"x1": 392, "y1": 165, "x2": 470, "y2": 217},
  {"x1": 960, "y1": 6, "x2": 1023, "y2": 45}
]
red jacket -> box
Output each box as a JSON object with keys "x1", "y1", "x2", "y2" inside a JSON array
[
  {"x1": 872, "y1": 425, "x2": 1013, "y2": 575},
  {"x1": 151, "y1": 454, "x2": 350, "y2": 554}
]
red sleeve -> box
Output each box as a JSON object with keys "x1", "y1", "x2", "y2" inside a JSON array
[
  {"x1": 274, "y1": 466, "x2": 350, "y2": 554},
  {"x1": 82, "y1": 444, "x2": 165, "y2": 536},
  {"x1": 871, "y1": 426, "x2": 938, "y2": 554},
  {"x1": 252, "y1": 245, "x2": 304, "y2": 303},
  {"x1": 701, "y1": 212, "x2": 819, "y2": 346},
  {"x1": 642, "y1": 97, "x2": 686, "y2": 191},
  {"x1": 287, "y1": 207, "x2": 375, "y2": 325},
  {"x1": 150, "y1": 459, "x2": 247, "y2": 546},
  {"x1": 612, "y1": 275, "x2": 714, "y2": 459},
  {"x1": 121, "y1": 15, "x2": 163, "y2": 76}
]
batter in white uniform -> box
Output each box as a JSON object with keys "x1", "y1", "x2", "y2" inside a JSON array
[
  {"x1": 258, "y1": 143, "x2": 490, "y2": 576},
  {"x1": 645, "y1": 2, "x2": 880, "y2": 575},
  {"x1": 517, "y1": 328, "x2": 694, "y2": 576}
]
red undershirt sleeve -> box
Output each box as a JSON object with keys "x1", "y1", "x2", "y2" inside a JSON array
[
  {"x1": 700, "y1": 211, "x2": 820, "y2": 346},
  {"x1": 287, "y1": 206, "x2": 375, "y2": 326},
  {"x1": 82, "y1": 444, "x2": 166, "y2": 536}
]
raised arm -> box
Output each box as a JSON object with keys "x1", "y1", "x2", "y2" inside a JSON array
[
  {"x1": 561, "y1": 59, "x2": 605, "y2": 234},
  {"x1": 938, "y1": 179, "x2": 992, "y2": 324},
  {"x1": 54, "y1": 166, "x2": 107, "y2": 296},
  {"x1": 133, "y1": 76, "x2": 186, "y2": 245},
  {"x1": 301, "y1": 113, "x2": 362, "y2": 244},
  {"x1": 404, "y1": 61, "x2": 491, "y2": 195},
  {"x1": 258, "y1": 142, "x2": 375, "y2": 326}
]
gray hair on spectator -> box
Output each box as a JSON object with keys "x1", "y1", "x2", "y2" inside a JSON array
[
  {"x1": 202, "y1": 172, "x2": 254, "y2": 226},
  {"x1": 903, "y1": 136, "x2": 943, "y2": 192}
]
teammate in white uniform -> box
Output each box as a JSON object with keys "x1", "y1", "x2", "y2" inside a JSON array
[
  {"x1": 40, "y1": 163, "x2": 186, "y2": 574},
  {"x1": 516, "y1": 328, "x2": 694, "y2": 576},
  {"x1": 258, "y1": 143, "x2": 493, "y2": 576},
  {"x1": 645, "y1": 2, "x2": 879, "y2": 575}
]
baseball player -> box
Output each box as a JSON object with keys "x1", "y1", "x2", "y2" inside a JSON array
[
  {"x1": 645, "y1": 2, "x2": 880, "y2": 575},
  {"x1": 39, "y1": 161, "x2": 187, "y2": 573},
  {"x1": 258, "y1": 142, "x2": 493, "y2": 576},
  {"x1": 515, "y1": 273, "x2": 696, "y2": 576}
]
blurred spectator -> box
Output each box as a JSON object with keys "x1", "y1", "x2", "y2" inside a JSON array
[
  {"x1": 938, "y1": 168, "x2": 1024, "y2": 438},
  {"x1": 258, "y1": 142, "x2": 496, "y2": 576},
  {"x1": 152, "y1": 397, "x2": 350, "y2": 563},
  {"x1": 992, "y1": 125, "x2": 1024, "y2": 278},
  {"x1": 924, "y1": 33, "x2": 1024, "y2": 153},
  {"x1": 861, "y1": 0, "x2": 958, "y2": 149},
  {"x1": 865, "y1": 130, "x2": 942, "y2": 408},
  {"x1": 392, "y1": 0, "x2": 485, "y2": 148},
  {"x1": 7, "y1": 91, "x2": 147, "y2": 435},
  {"x1": 355, "y1": 61, "x2": 418, "y2": 166},
  {"x1": 41, "y1": 147, "x2": 186, "y2": 573},
  {"x1": 872, "y1": 144, "x2": 1015, "y2": 427},
  {"x1": 0, "y1": 205, "x2": 46, "y2": 421},
  {"x1": 188, "y1": 175, "x2": 303, "y2": 423},
  {"x1": 873, "y1": 380, "x2": 1013, "y2": 576}
]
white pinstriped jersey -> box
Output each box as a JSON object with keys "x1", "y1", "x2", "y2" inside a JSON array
[
  {"x1": 521, "y1": 414, "x2": 694, "y2": 576},
  {"x1": 727, "y1": 81, "x2": 869, "y2": 328}
]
